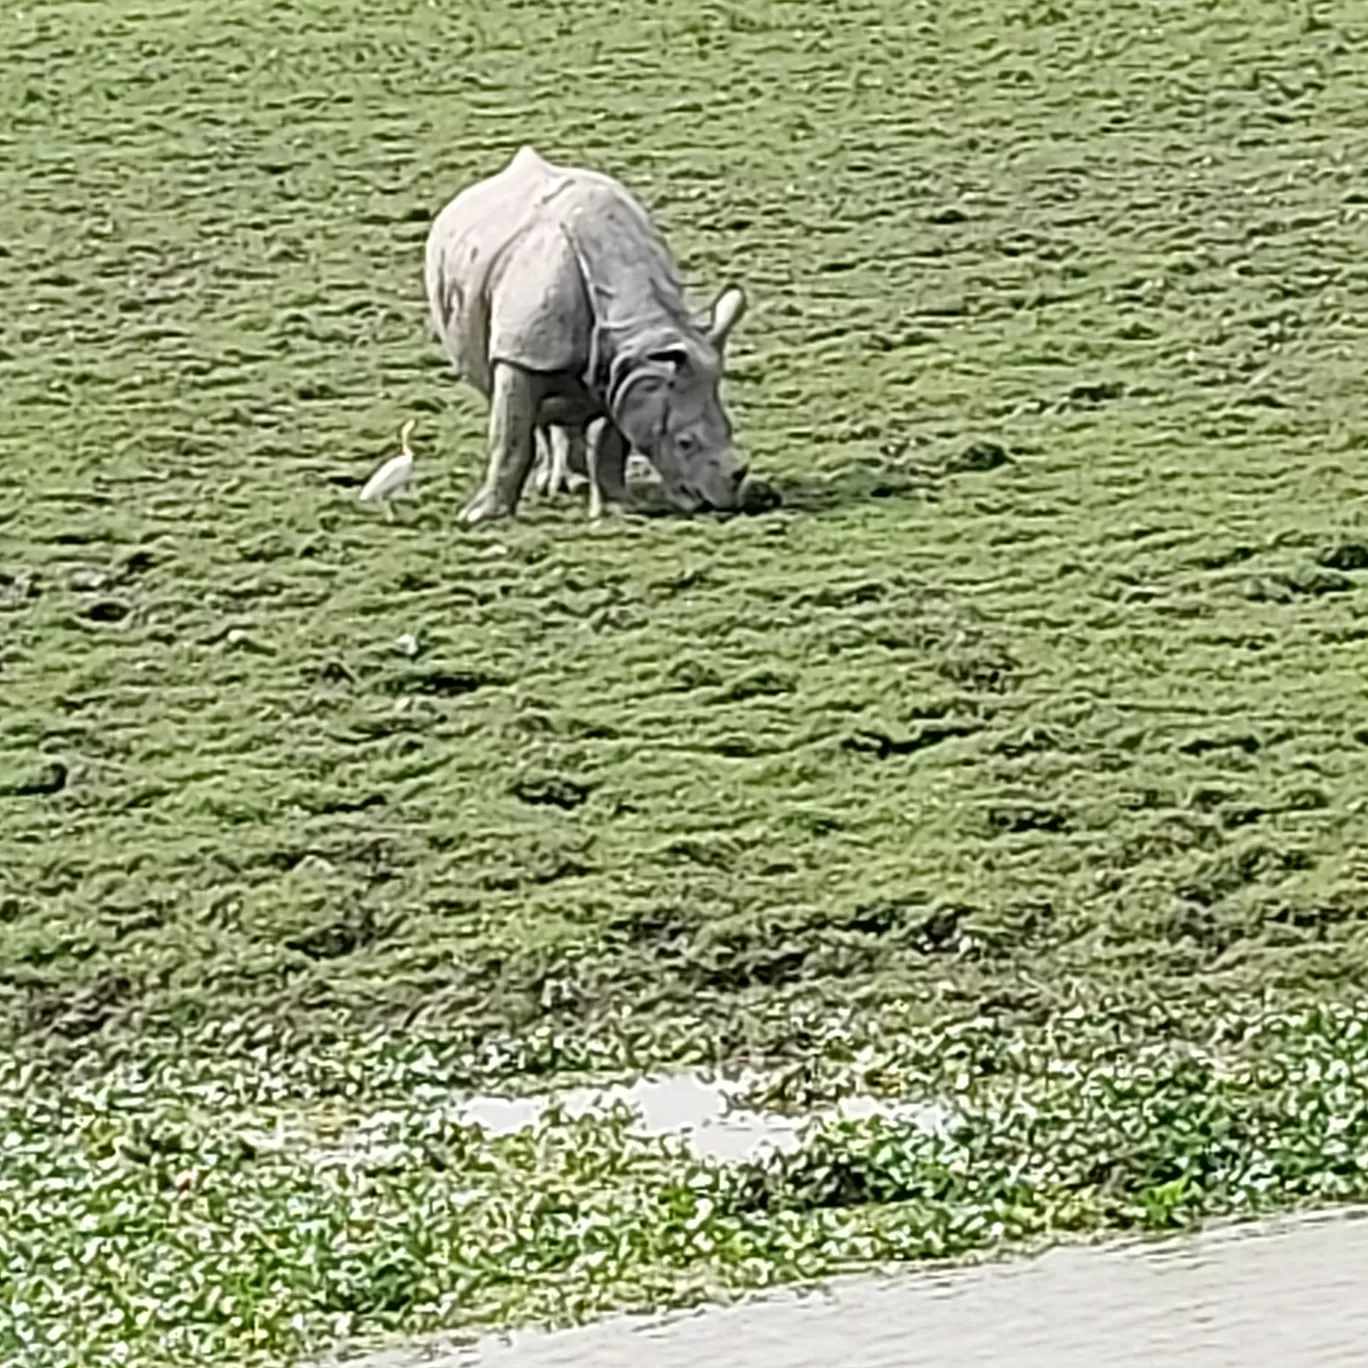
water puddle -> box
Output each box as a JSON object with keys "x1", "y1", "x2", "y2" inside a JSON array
[
  {"x1": 450, "y1": 1070, "x2": 953, "y2": 1164},
  {"x1": 297, "y1": 1069, "x2": 952, "y2": 1178}
]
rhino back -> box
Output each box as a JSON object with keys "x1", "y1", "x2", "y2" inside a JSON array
[
  {"x1": 425, "y1": 148, "x2": 700, "y2": 399},
  {"x1": 547, "y1": 177, "x2": 694, "y2": 343}
]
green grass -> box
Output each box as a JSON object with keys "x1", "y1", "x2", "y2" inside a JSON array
[{"x1": 5, "y1": 0, "x2": 1368, "y2": 1362}]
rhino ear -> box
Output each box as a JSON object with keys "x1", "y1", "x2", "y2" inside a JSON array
[{"x1": 707, "y1": 287, "x2": 747, "y2": 350}]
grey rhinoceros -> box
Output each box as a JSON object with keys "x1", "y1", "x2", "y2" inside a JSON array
[{"x1": 423, "y1": 146, "x2": 750, "y2": 524}]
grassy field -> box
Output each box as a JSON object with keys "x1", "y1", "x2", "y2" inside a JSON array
[{"x1": 6, "y1": 0, "x2": 1368, "y2": 1362}]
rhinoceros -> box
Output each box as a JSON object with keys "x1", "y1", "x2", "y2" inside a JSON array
[{"x1": 423, "y1": 146, "x2": 750, "y2": 524}]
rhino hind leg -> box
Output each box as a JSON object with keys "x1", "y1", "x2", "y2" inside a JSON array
[
  {"x1": 531, "y1": 426, "x2": 554, "y2": 495},
  {"x1": 545, "y1": 425, "x2": 577, "y2": 495},
  {"x1": 560, "y1": 427, "x2": 589, "y2": 493},
  {"x1": 532, "y1": 424, "x2": 591, "y2": 501},
  {"x1": 460, "y1": 362, "x2": 540, "y2": 525}
]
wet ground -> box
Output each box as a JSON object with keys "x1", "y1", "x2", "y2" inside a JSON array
[
  {"x1": 448, "y1": 1071, "x2": 953, "y2": 1164},
  {"x1": 339, "y1": 1208, "x2": 1368, "y2": 1367}
]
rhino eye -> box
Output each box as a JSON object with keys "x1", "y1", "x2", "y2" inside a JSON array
[{"x1": 677, "y1": 433, "x2": 698, "y2": 455}]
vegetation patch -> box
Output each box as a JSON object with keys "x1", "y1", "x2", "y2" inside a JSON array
[{"x1": 4, "y1": 995, "x2": 1368, "y2": 1366}]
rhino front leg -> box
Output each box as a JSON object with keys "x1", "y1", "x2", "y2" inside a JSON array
[
  {"x1": 460, "y1": 362, "x2": 540, "y2": 525},
  {"x1": 586, "y1": 420, "x2": 628, "y2": 521}
]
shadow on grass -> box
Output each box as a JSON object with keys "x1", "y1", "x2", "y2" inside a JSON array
[
  {"x1": 761, "y1": 467, "x2": 929, "y2": 515},
  {"x1": 598, "y1": 470, "x2": 928, "y2": 521},
  {"x1": 753, "y1": 439, "x2": 1017, "y2": 516},
  {"x1": 336, "y1": 440, "x2": 1017, "y2": 530}
]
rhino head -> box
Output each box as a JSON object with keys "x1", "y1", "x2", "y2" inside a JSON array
[{"x1": 609, "y1": 287, "x2": 749, "y2": 513}]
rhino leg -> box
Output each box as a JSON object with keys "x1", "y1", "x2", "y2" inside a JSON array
[
  {"x1": 460, "y1": 362, "x2": 539, "y2": 525},
  {"x1": 560, "y1": 427, "x2": 589, "y2": 493},
  {"x1": 533, "y1": 424, "x2": 590, "y2": 499},
  {"x1": 586, "y1": 420, "x2": 628, "y2": 521},
  {"x1": 545, "y1": 425, "x2": 572, "y2": 494},
  {"x1": 531, "y1": 426, "x2": 554, "y2": 495}
]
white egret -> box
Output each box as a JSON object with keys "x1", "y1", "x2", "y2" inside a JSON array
[{"x1": 360, "y1": 419, "x2": 416, "y2": 518}]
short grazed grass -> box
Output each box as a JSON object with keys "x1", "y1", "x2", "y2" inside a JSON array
[{"x1": 5, "y1": 0, "x2": 1368, "y2": 1363}]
